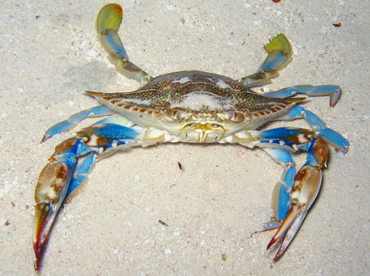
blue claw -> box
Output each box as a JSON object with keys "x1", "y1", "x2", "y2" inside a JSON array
[
  {"x1": 264, "y1": 148, "x2": 295, "y2": 221},
  {"x1": 33, "y1": 138, "x2": 92, "y2": 270},
  {"x1": 67, "y1": 153, "x2": 95, "y2": 197},
  {"x1": 34, "y1": 119, "x2": 141, "y2": 270}
]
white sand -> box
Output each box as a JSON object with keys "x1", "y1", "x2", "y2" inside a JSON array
[{"x1": 1, "y1": 0, "x2": 369, "y2": 275}]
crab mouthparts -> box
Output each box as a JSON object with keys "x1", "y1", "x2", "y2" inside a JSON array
[{"x1": 180, "y1": 123, "x2": 226, "y2": 143}]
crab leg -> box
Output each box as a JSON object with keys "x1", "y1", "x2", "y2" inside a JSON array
[
  {"x1": 42, "y1": 105, "x2": 113, "y2": 142},
  {"x1": 33, "y1": 118, "x2": 153, "y2": 271},
  {"x1": 277, "y1": 106, "x2": 349, "y2": 153},
  {"x1": 264, "y1": 85, "x2": 342, "y2": 107},
  {"x1": 241, "y1": 127, "x2": 347, "y2": 261},
  {"x1": 239, "y1": 34, "x2": 292, "y2": 87},
  {"x1": 266, "y1": 138, "x2": 329, "y2": 261},
  {"x1": 96, "y1": 4, "x2": 153, "y2": 85},
  {"x1": 248, "y1": 128, "x2": 316, "y2": 228},
  {"x1": 33, "y1": 137, "x2": 94, "y2": 271},
  {"x1": 263, "y1": 148, "x2": 295, "y2": 225}
]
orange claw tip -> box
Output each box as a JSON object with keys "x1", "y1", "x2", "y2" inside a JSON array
[
  {"x1": 33, "y1": 232, "x2": 47, "y2": 271},
  {"x1": 41, "y1": 134, "x2": 51, "y2": 143},
  {"x1": 267, "y1": 236, "x2": 286, "y2": 262},
  {"x1": 266, "y1": 236, "x2": 277, "y2": 250},
  {"x1": 272, "y1": 252, "x2": 284, "y2": 262},
  {"x1": 33, "y1": 239, "x2": 43, "y2": 271},
  {"x1": 33, "y1": 202, "x2": 56, "y2": 271},
  {"x1": 33, "y1": 254, "x2": 41, "y2": 271}
]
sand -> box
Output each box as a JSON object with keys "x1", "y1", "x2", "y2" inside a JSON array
[{"x1": 1, "y1": 0, "x2": 369, "y2": 275}]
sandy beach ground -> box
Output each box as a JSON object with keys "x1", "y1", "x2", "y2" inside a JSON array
[{"x1": 1, "y1": 0, "x2": 369, "y2": 275}]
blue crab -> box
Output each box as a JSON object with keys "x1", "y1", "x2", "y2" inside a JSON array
[{"x1": 33, "y1": 3, "x2": 349, "y2": 271}]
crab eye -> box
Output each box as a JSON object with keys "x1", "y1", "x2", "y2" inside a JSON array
[
  {"x1": 224, "y1": 111, "x2": 246, "y2": 123},
  {"x1": 186, "y1": 123, "x2": 196, "y2": 128},
  {"x1": 211, "y1": 124, "x2": 221, "y2": 128},
  {"x1": 164, "y1": 109, "x2": 187, "y2": 121}
]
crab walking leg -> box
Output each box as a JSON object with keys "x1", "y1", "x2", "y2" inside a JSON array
[
  {"x1": 277, "y1": 106, "x2": 349, "y2": 153},
  {"x1": 267, "y1": 138, "x2": 329, "y2": 261},
  {"x1": 238, "y1": 34, "x2": 292, "y2": 87},
  {"x1": 264, "y1": 85, "x2": 342, "y2": 107},
  {"x1": 96, "y1": 4, "x2": 153, "y2": 85},
  {"x1": 33, "y1": 119, "x2": 154, "y2": 271},
  {"x1": 42, "y1": 106, "x2": 113, "y2": 142}
]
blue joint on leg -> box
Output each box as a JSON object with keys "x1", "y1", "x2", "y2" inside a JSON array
[
  {"x1": 48, "y1": 139, "x2": 94, "y2": 200},
  {"x1": 42, "y1": 106, "x2": 112, "y2": 142},
  {"x1": 263, "y1": 148, "x2": 295, "y2": 221},
  {"x1": 276, "y1": 166, "x2": 295, "y2": 220},
  {"x1": 74, "y1": 123, "x2": 140, "y2": 155},
  {"x1": 90, "y1": 116, "x2": 140, "y2": 141},
  {"x1": 314, "y1": 128, "x2": 349, "y2": 153},
  {"x1": 66, "y1": 153, "x2": 95, "y2": 198},
  {"x1": 303, "y1": 110, "x2": 348, "y2": 153},
  {"x1": 100, "y1": 29, "x2": 128, "y2": 60},
  {"x1": 256, "y1": 127, "x2": 313, "y2": 150},
  {"x1": 65, "y1": 139, "x2": 96, "y2": 197},
  {"x1": 257, "y1": 127, "x2": 305, "y2": 140},
  {"x1": 260, "y1": 50, "x2": 289, "y2": 73},
  {"x1": 264, "y1": 85, "x2": 316, "y2": 98},
  {"x1": 263, "y1": 85, "x2": 341, "y2": 106},
  {"x1": 303, "y1": 109, "x2": 326, "y2": 128},
  {"x1": 87, "y1": 123, "x2": 139, "y2": 140},
  {"x1": 53, "y1": 139, "x2": 88, "y2": 169},
  {"x1": 298, "y1": 109, "x2": 348, "y2": 153},
  {"x1": 273, "y1": 107, "x2": 349, "y2": 152},
  {"x1": 275, "y1": 106, "x2": 326, "y2": 128},
  {"x1": 65, "y1": 124, "x2": 140, "y2": 197},
  {"x1": 306, "y1": 142, "x2": 321, "y2": 167}
]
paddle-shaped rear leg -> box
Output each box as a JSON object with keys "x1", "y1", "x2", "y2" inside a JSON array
[
  {"x1": 96, "y1": 4, "x2": 153, "y2": 85},
  {"x1": 238, "y1": 34, "x2": 292, "y2": 87}
]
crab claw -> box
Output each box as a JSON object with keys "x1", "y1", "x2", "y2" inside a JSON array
[
  {"x1": 33, "y1": 139, "x2": 78, "y2": 270},
  {"x1": 268, "y1": 165, "x2": 322, "y2": 261},
  {"x1": 33, "y1": 203, "x2": 58, "y2": 270},
  {"x1": 267, "y1": 138, "x2": 329, "y2": 261},
  {"x1": 33, "y1": 161, "x2": 71, "y2": 270}
]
